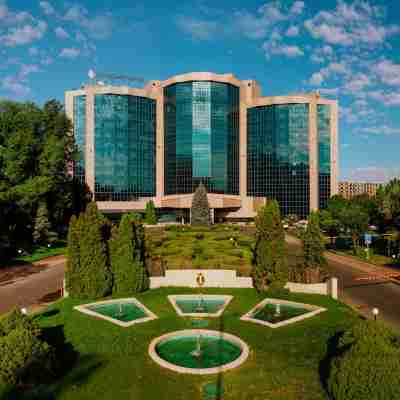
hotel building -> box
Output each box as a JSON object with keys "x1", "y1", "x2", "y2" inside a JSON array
[{"x1": 65, "y1": 72, "x2": 338, "y2": 221}]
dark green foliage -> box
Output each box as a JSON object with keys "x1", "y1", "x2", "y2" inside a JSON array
[
  {"x1": 33, "y1": 202, "x2": 57, "y2": 245},
  {"x1": 340, "y1": 205, "x2": 369, "y2": 254},
  {"x1": 301, "y1": 212, "x2": 326, "y2": 282},
  {"x1": 253, "y1": 200, "x2": 288, "y2": 290},
  {"x1": 145, "y1": 200, "x2": 157, "y2": 225},
  {"x1": 0, "y1": 99, "x2": 81, "y2": 262},
  {"x1": 328, "y1": 320, "x2": 400, "y2": 400},
  {"x1": 78, "y1": 203, "x2": 112, "y2": 299},
  {"x1": 191, "y1": 183, "x2": 210, "y2": 226},
  {"x1": 65, "y1": 215, "x2": 83, "y2": 297},
  {"x1": 110, "y1": 215, "x2": 148, "y2": 296},
  {"x1": 0, "y1": 309, "x2": 52, "y2": 386}
]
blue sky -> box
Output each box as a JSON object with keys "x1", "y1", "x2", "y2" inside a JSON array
[{"x1": 1, "y1": 0, "x2": 400, "y2": 183}]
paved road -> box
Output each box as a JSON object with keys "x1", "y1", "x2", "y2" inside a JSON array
[
  {"x1": 0, "y1": 259, "x2": 65, "y2": 315},
  {"x1": 286, "y1": 237, "x2": 400, "y2": 331}
]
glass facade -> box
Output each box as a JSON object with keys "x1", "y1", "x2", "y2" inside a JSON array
[
  {"x1": 247, "y1": 104, "x2": 310, "y2": 217},
  {"x1": 94, "y1": 94, "x2": 156, "y2": 201},
  {"x1": 73, "y1": 95, "x2": 86, "y2": 184},
  {"x1": 164, "y1": 81, "x2": 239, "y2": 195},
  {"x1": 318, "y1": 104, "x2": 331, "y2": 210}
]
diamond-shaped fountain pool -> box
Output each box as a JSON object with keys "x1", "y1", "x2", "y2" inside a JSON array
[
  {"x1": 74, "y1": 298, "x2": 158, "y2": 327},
  {"x1": 168, "y1": 295, "x2": 233, "y2": 317},
  {"x1": 241, "y1": 298, "x2": 326, "y2": 328}
]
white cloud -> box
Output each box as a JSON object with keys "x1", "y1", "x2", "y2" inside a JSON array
[
  {"x1": 345, "y1": 167, "x2": 399, "y2": 183},
  {"x1": 19, "y1": 63, "x2": 40, "y2": 78},
  {"x1": 366, "y1": 90, "x2": 400, "y2": 106},
  {"x1": 59, "y1": 47, "x2": 80, "y2": 59},
  {"x1": 39, "y1": 1, "x2": 55, "y2": 16},
  {"x1": 372, "y1": 59, "x2": 400, "y2": 86},
  {"x1": 176, "y1": 16, "x2": 217, "y2": 40},
  {"x1": 286, "y1": 25, "x2": 299, "y2": 36},
  {"x1": 275, "y1": 45, "x2": 304, "y2": 57},
  {"x1": 343, "y1": 73, "x2": 371, "y2": 91},
  {"x1": 290, "y1": 1, "x2": 305, "y2": 15},
  {"x1": 2, "y1": 75, "x2": 31, "y2": 97},
  {"x1": 55, "y1": 26, "x2": 70, "y2": 39},
  {"x1": 319, "y1": 87, "x2": 339, "y2": 95},
  {"x1": 28, "y1": 46, "x2": 38, "y2": 56},
  {"x1": 1, "y1": 20, "x2": 47, "y2": 46},
  {"x1": 358, "y1": 125, "x2": 400, "y2": 135},
  {"x1": 305, "y1": 1, "x2": 400, "y2": 47},
  {"x1": 309, "y1": 72, "x2": 324, "y2": 85}
]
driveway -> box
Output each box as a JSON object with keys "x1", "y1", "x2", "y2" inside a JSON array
[
  {"x1": 0, "y1": 257, "x2": 65, "y2": 315},
  {"x1": 286, "y1": 235, "x2": 400, "y2": 331}
]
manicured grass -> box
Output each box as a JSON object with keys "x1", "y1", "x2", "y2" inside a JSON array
[
  {"x1": 1, "y1": 288, "x2": 359, "y2": 400},
  {"x1": 147, "y1": 225, "x2": 254, "y2": 276},
  {"x1": 6, "y1": 241, "x2": 66, "y2": 266}
]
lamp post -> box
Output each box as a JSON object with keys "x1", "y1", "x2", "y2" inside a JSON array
[
  {"x1": 372, "y1": 307, "x2": 379, "y2": 321},
  {"x1": 20, "y1": 307, "x2": 27, "y2": 315}
]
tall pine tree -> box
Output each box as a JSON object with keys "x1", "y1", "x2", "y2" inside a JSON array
[
  {"x1": 191, "y1": 183, "x2": 210, "y2": 226},
  {"x1": 302, "y1": 211, "x2": 327, "y2": 282},
  {"x1": 33, "y1": 201, "x2": 55, "y2": 244},
  {"x1": 254, "y1": 200, "x2": 288, "y2": 291},
  {"x1": 79, "y1": 203, "x2": 112, "y2": 299},
  {"x1": 145, "y1": 200, "x2": 157, "y2": 225},
  {"x1": 110, "y1": 214, "x2": 148, "y2": 295}
]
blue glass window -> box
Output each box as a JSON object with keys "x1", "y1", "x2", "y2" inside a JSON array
[{"x1": 73, "y1": 95, "x2": 86, "y2": 185}]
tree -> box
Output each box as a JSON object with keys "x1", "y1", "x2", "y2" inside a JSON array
[
  {"x1": 319, "y1": 209, "x2": 341, "y2": 240},
  {"x1": 253, "y1": 200, "x2": 288, "y2": 290},
  {"x1": 191, "y1": 183, "x2": 210, "y2": 226},
  {"x1": 340, "y1": 205, "x2": 369, "y2": 254},
  {"x1": 109, "y1": 215, "x2": 148, "y2": 296},
  {"x1": 65, "y1": 215, "x2": 83, "y2": 297},
  {"x1": 145, "y1": 200, "x2": 157, "y2": 225},
  {"x1": 327, "y1": 195, "x2": 349, "y2": 219},
  {"x1": 33, "y1": 201, "x2": 57, "y2": 244},
  {"x1": 328, "y1": 320, "x2": 400, "y2": 400},
  {"x1": 79, "y1": 203, "x2": 112, "y2": 299},
  {"x1": 302, "y1": 212, "x2": 326, "y2": 282}
]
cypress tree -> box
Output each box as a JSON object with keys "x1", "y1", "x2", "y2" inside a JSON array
[
  {"x1": 145, "y1": 200, "x2": 157, "y2": 225},
  {"x1": 110, "y1": 215, "x2": 148, "y2": 295},
  {"x1": 191, "y1": 183, "x2": 210, "y2": 226},
  {"x1": 303, "y1": 211, "x2": 327, "y2": 282},
  {"x1": 79, "y1": 203, "x2": 111, "y2": 299},
  {"x1": 253, "y1": 200, "x2": 288, "y2": 290},
  {"x1": 33, "y1": 202, "x2": 55, "y2": 244},
  {"x1": 65, "y1": 215, "x2": 83, "y2": 297}
]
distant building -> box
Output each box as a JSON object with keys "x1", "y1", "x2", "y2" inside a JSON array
[
  {"x1": 339, "y1": 181, "x2": 380, "y2": 199},
  {"x1": 66, "y1": 72, "x2": 338, "y2": 220}
]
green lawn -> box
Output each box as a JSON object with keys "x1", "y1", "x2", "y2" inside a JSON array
[
  {"x1": 5, "y1": 241, "x2": 66, "y2": 266},
  {"x1": 1, "y1": 288, "x2": 359, "y2": 400},
  {"x1": 147, "y1": 225, "x2": 254, "y2": 276}
]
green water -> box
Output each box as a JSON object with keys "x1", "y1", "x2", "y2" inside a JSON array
[
  {"x1": 88, "y1": 302, "x2": 147, "y2": 322},
  {"x1": 175, "y1": 299, "x2": 226, "y2": 314},
  {"x1": 156, "y1": 335, "x2": 242, "y2": 369},
  {"x1": 252, "y1": 303, "x2": 308, "y2": 323}
]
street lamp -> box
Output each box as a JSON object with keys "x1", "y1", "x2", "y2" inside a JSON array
[
  {"x1": 20, "y1": 307, "x2": 27, "y2": 315},
  {"x1": 372, "y1": 307, "x2": 379, "y2": 321}
]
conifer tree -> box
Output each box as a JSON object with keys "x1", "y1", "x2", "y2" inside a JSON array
[
  {"x1": 145, "y1": 200, "x2": 157, "y2": 225},
  {"x1": 79, "y1": 203, "x2": 111, "y2": 298},
  {"x1": 303, "y1": 212, "x2": 327, "y2": 265},
  {"x1": 191, "y1": 183, "x2": 210, "y2": 226},
  {"x1": 253, "y1": 200, "x2": 288, "y2": 290},
  {"x1": 65, "y1": 215, "x2": 83, "y2": 297},
  {"x1": 33, "y1": 202, "x2": 56, "y2": 244},
  {"x1": 110, "y1": 215, "x2": 148, "y2": 295}
]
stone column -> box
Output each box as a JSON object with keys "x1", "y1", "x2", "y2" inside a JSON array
[
  {"x1": 308, "y1": 97, "x2": 319, "y2": 212},
  {"x1": 85, "y1": 89, "x2": 95, "y2": 195}
]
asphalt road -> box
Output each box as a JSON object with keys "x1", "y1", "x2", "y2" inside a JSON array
[
  {"x1": 287, "y1": 241, "x2": 400, "y2": 331},
  {"x1": 0, "y1": 259, "x2": 65, "y2": 315}
]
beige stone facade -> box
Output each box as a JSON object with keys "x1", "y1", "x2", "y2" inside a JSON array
[
  {"x1": 339, "y1": 181, "x2": 379, "y2": 199},
  {"x1": 65, "y1": 72, "x2": 338, "y2": 219}
]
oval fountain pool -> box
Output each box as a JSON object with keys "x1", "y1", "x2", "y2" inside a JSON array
[{"x1": 148, "y1": 330, "x2": 249, "y2": 374}]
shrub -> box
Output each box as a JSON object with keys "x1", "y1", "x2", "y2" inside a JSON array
[
  {"x1": 145, "y1": 201, "x2": 157, "y2": 225},
  {"x1": 0, "y1": 310, "x2": 53, "y2": 386},
  {"x1": 328, "y1": 320, "x2": 400, "y2": 400}
]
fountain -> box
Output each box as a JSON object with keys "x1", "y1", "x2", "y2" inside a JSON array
[
  {"x1": 169, "y1": 294, "x2": 233, "y2": 317},
  {"x1": 149, "y1": 330, "x2": 249, "y2": 374},
  {"x1": 74, "y1": 298, "x2": 158, "y2": 327},
  {"x1": 275, "y1": 303, "x2": 281, "y2": 317}
]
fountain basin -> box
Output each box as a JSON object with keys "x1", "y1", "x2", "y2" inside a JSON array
[
  {"x1": 168, "y1": 295, "x2": 233, "y2": 317},
  {"x1": 74, "y1": 298, "x2": 158, "y2": 327},
  {"x1": 149, "y1": 329, "x2": 249, "y2": 374},
  {"x1": 241, "y1": 298, "x2": 326, "y2": 328}
]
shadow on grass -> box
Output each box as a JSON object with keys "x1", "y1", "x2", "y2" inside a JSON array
[
  {"x1": 319, "y1": 330, "x2": 346, "y2": 394},
  {"x1": 0, "y1": 325, "x2": 105, "y2": 400}
]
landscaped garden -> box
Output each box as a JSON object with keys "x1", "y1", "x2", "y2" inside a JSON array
[{"x1": 0, "y1": 288, "x2": 360, "y2": 400}]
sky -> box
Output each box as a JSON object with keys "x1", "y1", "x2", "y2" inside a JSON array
[{"x1": 1, "y1": 0, "x2": 400, "y2": 183}]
